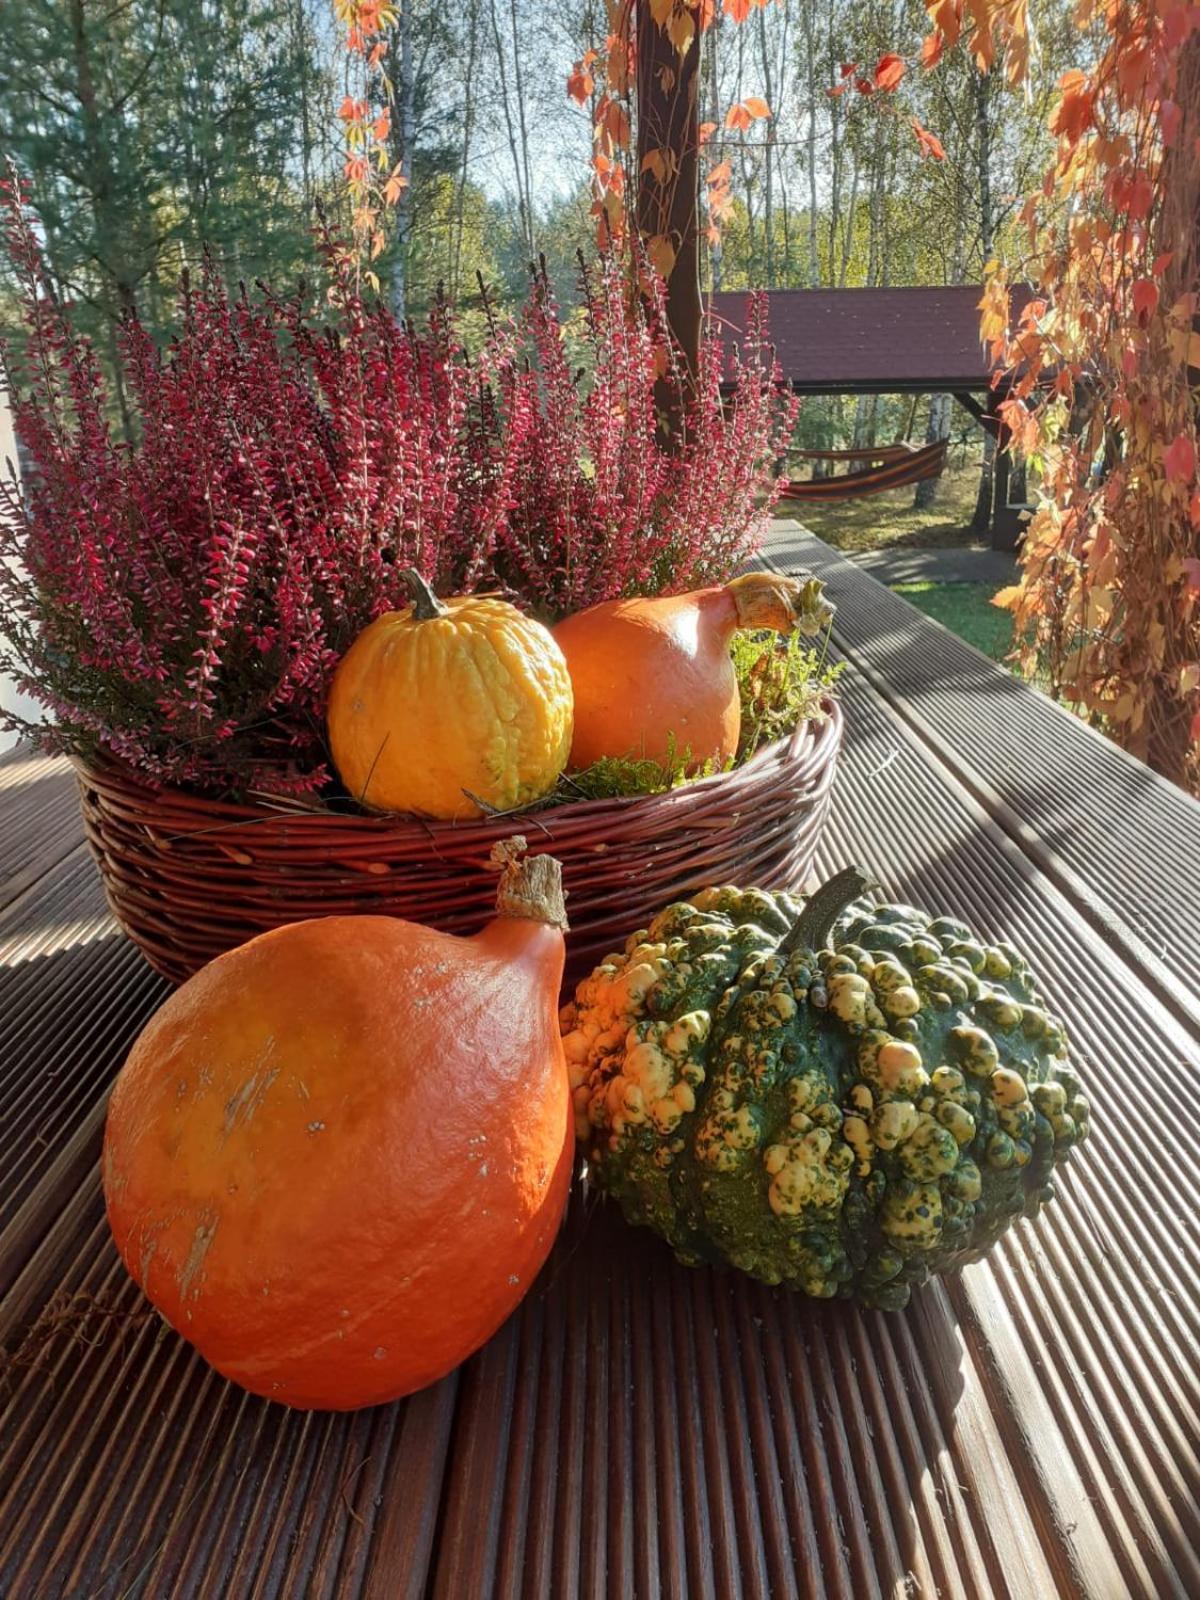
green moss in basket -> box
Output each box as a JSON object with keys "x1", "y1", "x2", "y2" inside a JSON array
[{"x1": 557, "y1": 632, "x2": 843, "y2": 803}]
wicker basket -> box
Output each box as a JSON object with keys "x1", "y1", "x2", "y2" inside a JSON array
[{"x1": 75, "y1": 701, "x2": 842, "y2": 988}]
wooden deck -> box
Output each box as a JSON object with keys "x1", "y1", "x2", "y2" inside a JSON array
[{"x1": 1, "y1": 529, "x2": 1198, "y2": 1599}]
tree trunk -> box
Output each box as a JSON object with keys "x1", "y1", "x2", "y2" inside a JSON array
[
  {"x1": 971, "y1": 429, "x2": 996, "y2": 533},
  {"x1": 971, "y1": 65, "x2": 995, "y2": 524},
  {"x1": 704, "y1": 16, "x2": 722, "y2": 291},
  {"x1": 489, "y1": 0, "x2": 534, "y2": 264},
  {"x1": 756, "y1": 6, "x2": 775, "y2": 287},
  {"x1": 451, "y1": 0, "x2": 480, "y2": 300},
  {"x1": 390, "y1": 2, "x2": 416, "y2": 319},
  {"x1": 914, "y1": 393, "x2": 951, "y2": 509},
  {"x1": 508, "y1": 0, "x2": 536, "y2": 261},
  {"x1": 636, "y1": 0, "x2": 703, "y2": 425},
  {"x1": 69, "y1": 0, "x2": 138, "y2": 321}
]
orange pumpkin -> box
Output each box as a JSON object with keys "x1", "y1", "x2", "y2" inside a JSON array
[
  {"x1": 553, "y1": 571, "x2": 833, "y2": 771},
  {"x1": 103, "y1": 843, "x2": 572, "y2": 1411}
]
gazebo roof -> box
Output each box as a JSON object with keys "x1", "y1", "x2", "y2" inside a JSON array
[{"x1": 708, "y1": 284, "x2": 1021, "y2": 395}]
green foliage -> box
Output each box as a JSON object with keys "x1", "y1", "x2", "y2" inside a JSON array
[{"x1": 891, "y1": 583, "x2": 1017, "y2": 664}]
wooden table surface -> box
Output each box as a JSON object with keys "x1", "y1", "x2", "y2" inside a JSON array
[{"x1": 1, "y1": 529, "x2": 1197, "y2": 1599}]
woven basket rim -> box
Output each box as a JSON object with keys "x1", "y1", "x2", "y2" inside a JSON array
[{"x1": 71, "y1": 698, "x2": 842, "y2": 836}]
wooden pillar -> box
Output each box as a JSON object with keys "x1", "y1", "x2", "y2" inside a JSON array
[{"x1": 988, "y1": 393, "x2": 1021, "y2": 550}]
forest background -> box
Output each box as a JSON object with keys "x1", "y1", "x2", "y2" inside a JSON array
[{"x1": 0, "y1": 0, "x2": 1086, "y2": 507}]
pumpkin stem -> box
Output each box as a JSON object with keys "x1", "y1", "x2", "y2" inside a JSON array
[
  {"x1": 727, "y1": 571, "x2": 834, "y2": 638},
  {"x1": 781, "y1": 866, "x2": 876, "y2": 955},
  {"x1": 490, "y1": 837, "x2": 569, "y2": 931},
  {"x1": 401, "y1": 568, "x2": 449, "y2": 621}
]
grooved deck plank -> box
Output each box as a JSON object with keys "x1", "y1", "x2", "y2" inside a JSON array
[
  {"x1": 762, "y1": 524, "x2": 1200, "y2": 1030},
  {"x1": 1, "y1": 560, "x2": 1197, "y2": 1598},
  {"x1": 0, "y1": 748, "x2": 82, "y2": 911}
]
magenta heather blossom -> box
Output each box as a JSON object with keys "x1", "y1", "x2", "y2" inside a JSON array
[{"x1": 0, "y1": 178, "x2": 796, "y2": 798}]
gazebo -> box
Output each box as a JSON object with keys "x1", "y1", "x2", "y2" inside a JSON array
[{"x1": 709, "y1": 285, "x2": 1030, "y2": 548}]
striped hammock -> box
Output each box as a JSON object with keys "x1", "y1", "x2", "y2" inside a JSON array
[{"x1": 779, "y1": 439, "x2": 949, "y2": 503}]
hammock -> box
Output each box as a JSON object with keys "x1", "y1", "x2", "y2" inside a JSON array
[{"x1": 779, "y1": 439, "x2": 949, "y2": 503}]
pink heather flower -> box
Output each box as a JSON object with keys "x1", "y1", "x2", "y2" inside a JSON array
[{"x1": 0, "y1": 178, "x2": 795, "y2": 798}]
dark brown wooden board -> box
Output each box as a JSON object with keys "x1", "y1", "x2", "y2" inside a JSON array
[{"x1": 1, "y1": 540, "x2": 1197, "y2": 1597}]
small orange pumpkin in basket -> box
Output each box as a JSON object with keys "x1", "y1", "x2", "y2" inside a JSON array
[{"x1": 553, "y1": 570, "x2": 833, "y2": 771}]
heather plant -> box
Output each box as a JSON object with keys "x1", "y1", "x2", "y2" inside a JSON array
[{"x1": 0, "y1": 175, "x2": 796, "y2": 799}]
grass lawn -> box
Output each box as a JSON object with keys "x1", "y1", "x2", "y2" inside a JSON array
[
  {"x1": 778, "y1": 462, "x2": 983, "y2": 553},
  {"x1": 890, "y1": 581, "x2": 1016, "y2": 663}
]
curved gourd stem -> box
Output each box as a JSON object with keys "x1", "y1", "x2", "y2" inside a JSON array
[
  {"x1": 780, "y1": 865, "x2": 876, "y2": 955},
  {"x1": 726, "y1": 570, "x2": 835, "y2": 637},
  {"x1": 490, "y1": 838, "x2": 569, "y2": 930},
  {"x1": 401, "y1": 567, "x2": 448, "y2": 621}
]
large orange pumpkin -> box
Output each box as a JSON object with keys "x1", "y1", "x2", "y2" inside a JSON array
[
  {"x1": 103, "y1": 843, "x2": 572, "y2": 1411},
  {"x1": 553, "y1": 571, "x2": 833, "y2": 771}
]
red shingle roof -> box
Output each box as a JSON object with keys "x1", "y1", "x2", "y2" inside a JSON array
[{"x1": 709, "y1": 285, "x2": 1020, "y2": 394}]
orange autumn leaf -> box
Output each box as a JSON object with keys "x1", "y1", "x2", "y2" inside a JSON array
[
  {"x1": 912, "y1": 117, "x2": 946, "y2": 160},
  {"x1": 874, "y1": 53, "x2": 906, "y2": 91},
  {"x1": 642, "y1": 147, "x2": 678, "y2": 184},
  {"x1": 1049, "y1": 69, "x2": 1096, "y2": 142},
  {"x1": 698, "y1": 120, "x2": 717, "y2": 145},
  {"x1": 1130, "y1": 279, "x2": 1158, "y2": 321},
  {"x1": 667, "y1": 6, "x2": 695, "y2": 53},
  {"x1": 1164, "y1": 434, "x2": 1197, "y2": 486},
  {"x1": 741, "y1": 95, "x2": 771, "y2": 118},
  {"x1": 725, "y1": 102, "x2": 752, "y2": 132},
  {"x1": 646, "y1": 233, "x2": 677, "y2": 279},
  {"x1": 568, "y1": 61, "x2": 595, "y2": 103}
]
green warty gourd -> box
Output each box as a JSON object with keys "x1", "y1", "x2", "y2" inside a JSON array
[{"x1": 560, "y1": 868, "x2": 1090, "y2": 1310}]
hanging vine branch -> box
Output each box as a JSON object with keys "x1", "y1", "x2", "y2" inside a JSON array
[
  {"x1": 915, "y1": 0, "x2": 1198, "y2": 789},
  {"x1": 332, "y1": 0, "x2": 407, "y2": 280},
  {"x1": 567, "y1": 0, "x2": 772, "y2": 399}
]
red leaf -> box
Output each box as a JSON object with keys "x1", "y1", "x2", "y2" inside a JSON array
[
  {"x1": 1153, "y1": 251, "x2": 1174, "y2": 278},
  {"x1": 828, "y1": 82, "x2": 851, "y2": 97},
  {"x1": 921, "y1": 32, "x2": 945, "y2": 67},
  {"x1": 1049, "y1": 70, "x2": 1095, "y2": 143},
  {"x1": 724, "y1": 0, "x2": 752, "y2": 20},
  {"x1": 1164, "y1": 433, "x2": 1197, "y2": 485},
  {"x1": 567, "y1": 62, "x2": 595, "y2": 103},
  {"x1": 840, "y1": 62, "x2": 857, "y2": 78},
  {"x1": 855, "y1": 78, "x2": 874, "y2": 95},
  {"x1": 1131, "y1": 279, "x2": 1159, "y2": 322},
  {"x1": 912, "y1": 117, "x2": 946, "y2": 161},
  {"x1": 874, "y1": 53, "x2": 906, "y2": 91}
]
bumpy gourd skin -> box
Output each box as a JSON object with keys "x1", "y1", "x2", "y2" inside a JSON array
[{"x1": 561, "y1": 888, "x2": 1089, "y2": 1309}]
